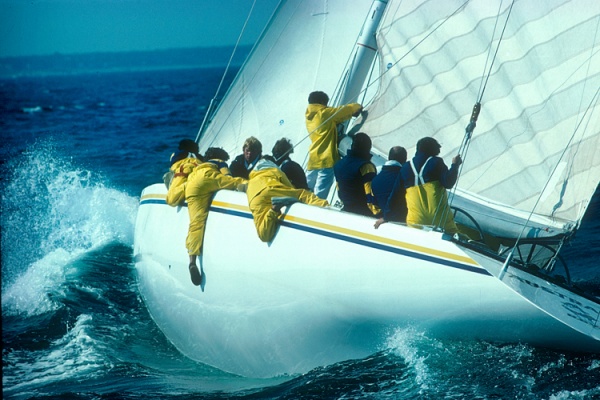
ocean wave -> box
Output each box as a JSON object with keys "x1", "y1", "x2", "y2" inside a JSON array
[
  {"x1": 382, "y1": 326, "x2": 600, "y2": 399},
  {"x1": 1, "y1": 139, "x2": 139, "y2": 297},
  {"x1": 21, "y1": 106, "x2": 43, "y2": 113},
  {"x1": 2, "y1": 314, "x2": 110, "y2": 398},
  {"x1": 1, "y1": 248, "x2": 75, "y2": 316},
  {"x1": 384, "y1": 327, "x2": 431, "y2": 393}
]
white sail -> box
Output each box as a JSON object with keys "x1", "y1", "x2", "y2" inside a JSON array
[
  {"x1": 133, "y1": 0, "x2": 600, "y2": 377},
  {"x1": 198, "y1": 0, "x2": 375, "y2": 165},
  {"x1": 362, "y1": 0, "x2": 600, "y2": 226}
]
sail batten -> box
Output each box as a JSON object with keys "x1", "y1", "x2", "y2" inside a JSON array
[
  {"x1": 363, "y1": 0, "x2": 600, "y2": 225},
  {"x1": 198, "y1": 0, "x2": 598, "y2": 225},
  {"x1": 133, "y1": 1, "x2": 600, "y2": 375}
]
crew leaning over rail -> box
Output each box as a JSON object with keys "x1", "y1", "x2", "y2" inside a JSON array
[
  {"x1": 184, "y1": 147, "x2": 246, "y2": 286},
  {"x1": 247, "y1": 157, "x2": 329, "y2": 243},
  {"x1": 165, "y1": 139, "x2": 203, "y2": 206}
]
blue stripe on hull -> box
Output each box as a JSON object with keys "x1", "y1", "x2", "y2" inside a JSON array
[
  {"x1": 281, "y1": 220, "x2": 490, "y2": 275},
  {"x1": 140, "y1": 199, "x2": 489, "y2": 276}
]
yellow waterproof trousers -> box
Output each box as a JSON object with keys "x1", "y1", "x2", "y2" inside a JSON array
[
  {"x1": 405, "y1": 181, "x2": 459, "y2": 234},
  {"x1": 249, "y1": 186, "x2": 328, "y2": 242},
  {"x1": 185, "y1": 164, "x2": 245, "y2": 255},
  {"x1": 247, "y1": 168, "x2": 328, "y2": 242}
]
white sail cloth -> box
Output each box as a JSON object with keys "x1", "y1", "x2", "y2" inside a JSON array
[
  {"x1": 134, "y1": 1, "x2": 600, "y2": 377},
  {"x1": 199, "y1": 0, "x2": 599, "y2": 226},
  {"x1": 199, "y1": 0, "x2": 374, "y2": 168},
  {"x1": 362, "y1": 0, "x2": 599, "y2": 225}
]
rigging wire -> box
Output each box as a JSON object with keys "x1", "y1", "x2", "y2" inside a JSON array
[
  {"x1": 195, "y1": 0, "x2": 258, "y2": 144},
  {"x1": 292, "y1": 0, "x2": 472, "y2": 158},
  {"x1": 294, "y1": 1, "x2": 383, "y2": 169},
  {"x1": 475, "y1": 2, "x2": 502, "y2": 102},
  {"x1": 498, "y1": 11, "x2": 600, "y2": 279},
  {"x1": 380, "y1": 1, "x2": 470, "y2": 78},
  {"x1": 197, "y1": 0, "x2": 294, "y2": 152},
  {"x1": 498, "y1": 86, "x2": 600, "y2": 280},
  {"x1": 441, "y1": 0, "x2": 515, "y2": 232},
  {"x1": 459, "y1": 0, "x2": 514, "y2": 155},
  {"x1": 287, "y1": 0, "x2": 480, "y2": 207},
  {"x1": 498, "y1": 8, "x2": 599, "y2": 280},
  {"x1": 564, "y1": 16, "x2": 600, "y2": 228},
  {"x1": 403, "y1": 0, "x2": 514, "y2": 232},
  {"x1": 476, "y1": 0, "x2": 514, "y2": 104}
]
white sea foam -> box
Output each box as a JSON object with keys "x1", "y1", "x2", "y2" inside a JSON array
[
  {"x1": 384, "y1": 326, "x2": 431, "y2": 393},
  {"x1": 22, "y1": 106, "x2": 43, "y2": 113},
  {"x1": 1, "y1": 141, "x2": 139, "y2": 315},
  {"x1": 41, "y1": 168, "x2": 138, "y2": 251},
  {"x1": 1, "y1": 248, "x2": 75, "y2": 316},
  {"x1": 549, "y1": 389, "x2": 597, "y2": 400},
  {"x1": 2, "y1": 314, "x2": 110, "y2": 395}
]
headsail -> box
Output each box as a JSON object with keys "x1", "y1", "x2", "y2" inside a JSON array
[
  {"x1": 362, "y1": 0, "x2": 600, "y2": 227},
  {"x1": 198, "y1": 0, "x2": 375, "y2": 166},
  {"x1": 134, "y1": 1, "x2": 600, "y2": 375}
]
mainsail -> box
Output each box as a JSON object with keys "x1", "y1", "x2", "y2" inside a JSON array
[
  {"x1": 362, "y1": 0, "x2": 600, "y2": 227},
  {"x1": 133, "y1": 0, "x2": 600, "y2": 376}
]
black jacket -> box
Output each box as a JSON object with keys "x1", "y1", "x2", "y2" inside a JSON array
[
  {"x1": 333, "y1": 150, "x2": 377, "y2": 217},
  {"x1": 230, "y1": 154, "x2": 260, "y2": 180},
  {"x1": 372, "y1": 162, "x2": 407, "y2": 222},
  {"x1": 277, "y1": 157, "x2": 309, "y2": 190}
]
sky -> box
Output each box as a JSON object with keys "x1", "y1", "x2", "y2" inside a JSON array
[{"x1": 0, "y1": 0, "x2": 280, "y2": 57}]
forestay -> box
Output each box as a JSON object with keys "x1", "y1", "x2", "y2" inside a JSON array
[{"x1": 361, "y1": 0, "x2": 600, "y2": 226}]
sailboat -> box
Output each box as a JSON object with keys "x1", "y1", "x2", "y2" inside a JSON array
[{"x1": 134, "y1": 0, "x2": 600, "y2": 378}]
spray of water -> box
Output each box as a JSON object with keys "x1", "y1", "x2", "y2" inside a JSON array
[{"x1": 1, "y1": 139, "x2": 139, "y2": 316}]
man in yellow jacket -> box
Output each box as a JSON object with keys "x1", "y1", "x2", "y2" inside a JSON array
[
  {"x1": 305, "y1": 91, "x2": 362, "y2": 200},
  {"x1": 247, "y1": 157, "x2": 329, "y2": 242},
  {"x1": 185, "y1": 147, "x2": 246, "y2": 286},
  {"x1": 165, "y1": 139, "x2": 203, "y2": 206}
]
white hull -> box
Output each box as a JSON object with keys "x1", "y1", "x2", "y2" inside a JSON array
[{"x1": 134, "y1": 183, "x2": 600, "y2": 377}]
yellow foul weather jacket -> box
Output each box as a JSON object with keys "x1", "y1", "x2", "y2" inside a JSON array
[
  {"x1": 247, "y1": 166, "x2": 328, "y2": 242},
  {"x1": 166, "y1": 157, "x2": 203, "y2": 206},
  {"x1": 185, "y1": 161, "x2": 246, "y2": 256},
  {"x1": 305, "y1": 103, "x2": 362, "y2": 170}
]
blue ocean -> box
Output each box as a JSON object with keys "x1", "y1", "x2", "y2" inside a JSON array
[{"x1": 2, "y1": 60, "x2": 600, "y2": 399}]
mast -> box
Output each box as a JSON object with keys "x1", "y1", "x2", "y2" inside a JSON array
[{"x1": 336, "y1": 0, "x2": 388, "y2": 106}]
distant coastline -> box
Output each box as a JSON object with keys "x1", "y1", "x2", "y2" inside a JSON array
[{"x1": 0, "y1": 46, "x2": 251, "y2": 78}]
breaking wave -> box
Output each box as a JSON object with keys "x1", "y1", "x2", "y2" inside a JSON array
[{"x1": 1, "y1": 139, "x2": 138, "y2": 315}]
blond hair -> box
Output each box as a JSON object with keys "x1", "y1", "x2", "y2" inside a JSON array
[{"x1": 243, "y1": 136, "x2": 262, "y2": 153}]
